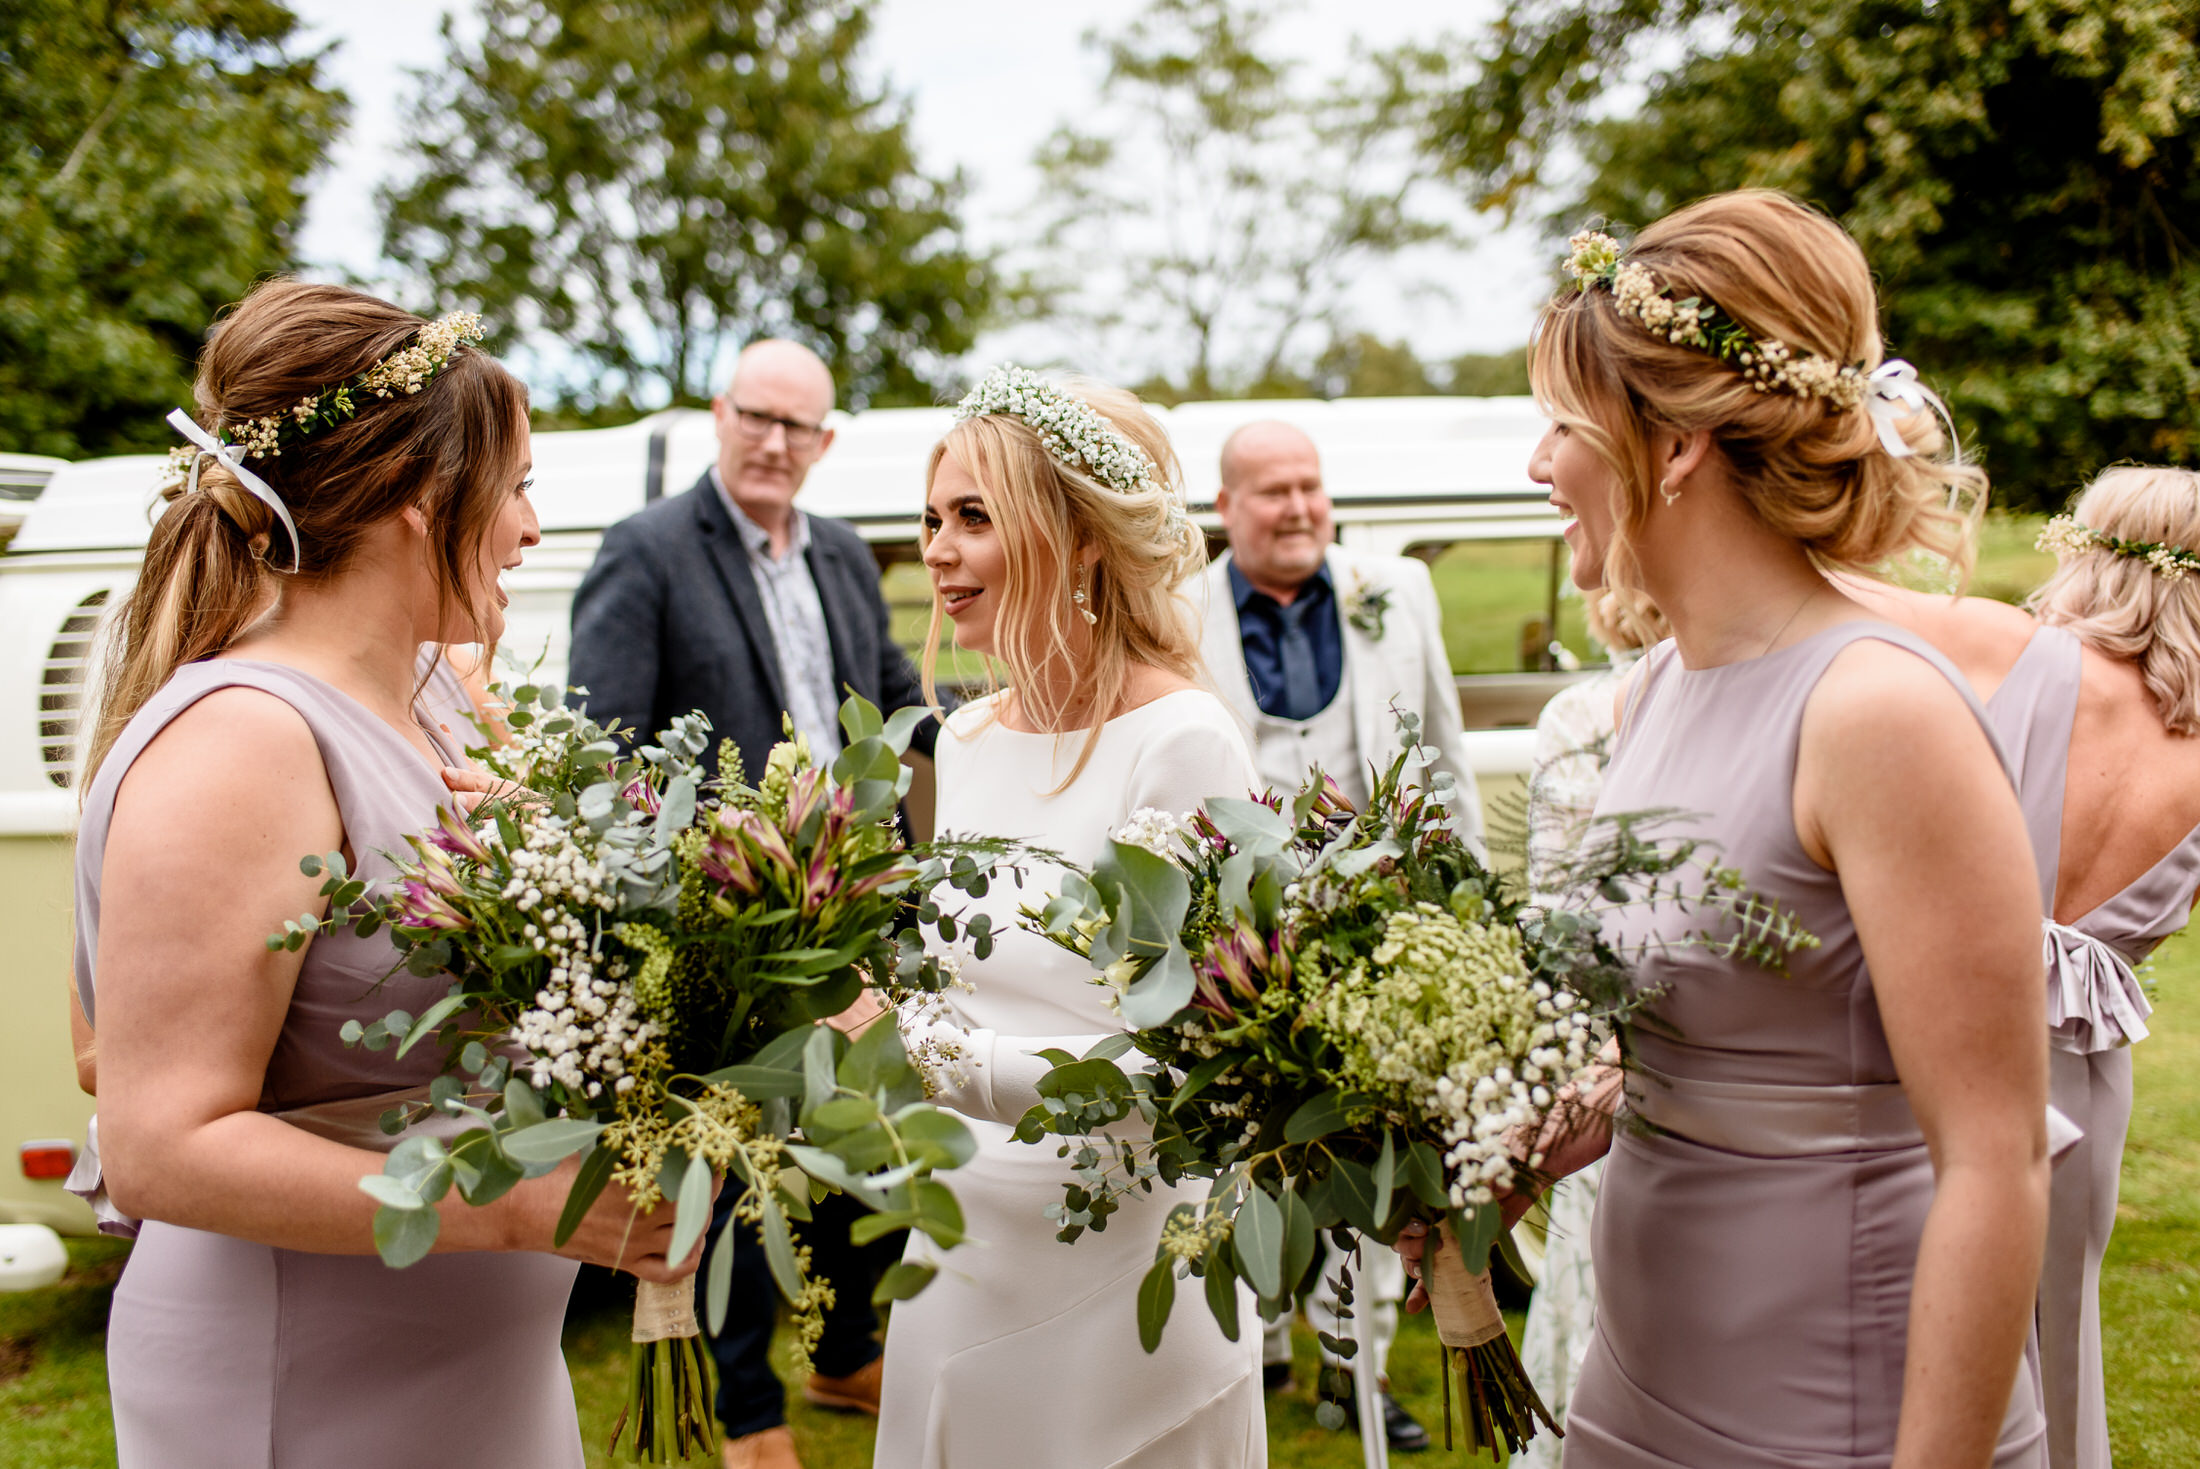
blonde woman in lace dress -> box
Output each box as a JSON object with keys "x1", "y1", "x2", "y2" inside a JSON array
[
  {"x1": 875, "y1": 370, "x2": 1266, "y2": 1469},
  {"x1": 1516, "y1": 586, "x2": 1667, "y2": 1469}
]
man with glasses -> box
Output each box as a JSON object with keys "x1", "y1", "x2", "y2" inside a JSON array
[{"x1": 570, "y1": 338, "x2": 938, "y2": 1469}]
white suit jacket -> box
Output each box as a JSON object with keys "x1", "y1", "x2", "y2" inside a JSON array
[{"x1": 1196, "y1": 544, "x2": 1485, "y2": 855}]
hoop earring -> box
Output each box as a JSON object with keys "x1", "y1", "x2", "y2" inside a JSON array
[
  {"x1": 1071, "y1": 560, "x2": 1098, "y2": 625},
  {"x1": 1659, "y1": 477, "x2": 1682, "y2": 507}
]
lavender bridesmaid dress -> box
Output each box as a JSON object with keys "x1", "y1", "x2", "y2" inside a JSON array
[
  {"x1": 1564, "y1": 623, "x2": 2047, "y2": 1468},
  {"x1": 72, "y1": 659, "x2": 582, "y2": 1469},
  {"x1": 1988, "y1": 626, "x2": 2182, "y2": 1469}
]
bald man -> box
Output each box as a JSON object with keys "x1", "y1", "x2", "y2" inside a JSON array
[
  {"x1": 1200, "y1": 419, "x2": 1484, "y2": 1456},
  {"x1": 571, "y1": 340, "x2": 937, "y2": 1469}
]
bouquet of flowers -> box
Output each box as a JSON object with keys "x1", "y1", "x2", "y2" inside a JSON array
[
  {"x1": 1014, "y1": 715, "x2": 1815, "y2": 1456},
  {"x1": 276, "y1": 685, "x2": 1005, "y2": 1463}
]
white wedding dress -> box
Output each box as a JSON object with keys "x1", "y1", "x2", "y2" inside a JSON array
[{"x1": 877, "y1": 689, "x2": 1268, "y2": 1469}]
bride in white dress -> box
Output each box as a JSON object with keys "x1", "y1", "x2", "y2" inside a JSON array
[{"x1": 873, "y1": 368, "x2": 1267, "y2": 1468}]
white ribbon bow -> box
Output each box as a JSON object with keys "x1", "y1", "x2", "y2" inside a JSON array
[
  {"x1": 165, "y1": 408, "x2": 302, "y2": 573},
  {"x1": 1863, "y1": 359, "x2": 1955, "y2": 461}
]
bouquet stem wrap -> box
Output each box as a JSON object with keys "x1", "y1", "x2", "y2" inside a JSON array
[
  {"x1": 1429, "y1": 1221, "x2": 1557, "y2": 1456},
  {"x1": 613, "y1": 1277, "x2": 718, "y2": 1464}
]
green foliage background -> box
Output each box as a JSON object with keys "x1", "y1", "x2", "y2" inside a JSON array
[
  {"x1": 0, "y1": 0, "x2": 346, "y2": 458},
  {"x1": 1427, "y1": 0, "x2": 2200, "y2": 512},
  {"x1": 377, "y1": 0, "x2": 993, "y2": 412}
]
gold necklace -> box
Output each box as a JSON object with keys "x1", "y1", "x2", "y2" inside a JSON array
[{"x1": 1760, "y1": 586, "x2": 1823, "y2": 658}]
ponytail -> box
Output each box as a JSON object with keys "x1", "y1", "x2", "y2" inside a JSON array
[
  {"x1": 81, "y1": 465, "x2": 273, "y2": 791},
  {"x1": 77, "y1": 278, "x2": 530, "y2": 796}
]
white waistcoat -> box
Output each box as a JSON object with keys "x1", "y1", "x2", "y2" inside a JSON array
[{"x1": 1249, "y1": 657, "x2": 1367, "y2": 807}]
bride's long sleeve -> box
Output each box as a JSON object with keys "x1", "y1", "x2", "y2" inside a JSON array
[
  {"x1": 907, "y1": 711, "x2": 1258, "y2": 1130},
  {"x1": 902, "y1": 1018, "x2": 1117, "y2": 1129}
]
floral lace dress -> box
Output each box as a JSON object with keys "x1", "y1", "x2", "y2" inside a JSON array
[{"x1": 1516, "y1": 657, "x2": 1632, "y2": 1468}]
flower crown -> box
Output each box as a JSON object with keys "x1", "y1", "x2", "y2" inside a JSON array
[
  {"x1": 2037, "y1": 515, "x2": 2200, "y2": 582},
  {"x1": 1563, "y1": 231, "x2": 1868, "y2": 409},
  {"x1": 158, "y1": 310, "x2": 488, "y2": 486},
  {"x1": 153, "y1": 309, "x2": 489, "y2": 573},
  {"x1": 953, "y1": 366, "x2": 1186, "y2": 530}
]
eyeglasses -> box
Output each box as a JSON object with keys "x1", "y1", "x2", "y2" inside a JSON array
[{"x1": 729, "y1": 403, "x2": 827, "y2": 453}]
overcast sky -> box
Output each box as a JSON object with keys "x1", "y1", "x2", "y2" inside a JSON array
[{"x1": 283, "y1": 0, "x2": 1550, "y2": 394}]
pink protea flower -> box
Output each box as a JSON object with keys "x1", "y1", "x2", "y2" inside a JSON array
[
  {"x1": 1312, "y1": 773, "x2": 1355, "y2": 817},
  {"x1": 783, "y1": 767, "x2": 829, "y2": 834},
  {"x1": 621, "y1": 776, "x2": 662, "y2": 816},
  {"x1": 422, "y1": 806, "x2": 491, "y2": 864},
  {"x1": 1192, "y1": 919, "x2": 1277, "y2": 1016},
  {"x1": 700, "y1": 807, "x2": 798, "y2": 897},
  {"x1": 800, "y1": 843, "x2": 838, "y2": 915},
  {"x1": 395, "y1": 877, "x2": 469, "y2": 931}
]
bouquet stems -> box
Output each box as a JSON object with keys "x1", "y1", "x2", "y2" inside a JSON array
[
  {"x1": 1427, "y1": 1224, "x2": 1557, "y2": 1457},
  {"x1": 611, "y1": 1276, "x2": 720, "y2": 1464}
]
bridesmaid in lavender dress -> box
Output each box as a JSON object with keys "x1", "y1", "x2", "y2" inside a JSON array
[
  {"x1": 1847, "y1": 463, "x2": 2200, "y2": 1469},
  {"x1": 1409, "y1": 191, "x2": 2052, "y2": 1469},
  {"x1": 75, "y1": 281, "x2": 698, "y2": 1468}
]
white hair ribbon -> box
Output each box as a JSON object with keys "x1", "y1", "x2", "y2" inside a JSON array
[
  {"x1": 1863, "y1": 359, "x2": 1954, "y2": 461},
  {"x1": 165, "y1": 408, "x2": 302, "y2": 572}
]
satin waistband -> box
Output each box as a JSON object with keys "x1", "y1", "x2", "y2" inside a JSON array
[
  {"x1": 1622, "y1": 1061, "x2": 1925, "y2": 1158},
  {"x1": 66, "y1": 1087, "x2": 440, "y2": 1240},
  {"x1": 1623, "y1": 1061, "x2": 2086, "y2": 1164}
]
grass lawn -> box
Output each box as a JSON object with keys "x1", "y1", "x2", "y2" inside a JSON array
[{"x1": 6, "y1": 922, "x2": 2193, "y2": 1467}]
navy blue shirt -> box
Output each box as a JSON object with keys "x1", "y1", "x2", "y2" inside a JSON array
[{"x1": 1230, "y1": 559, "x2": 1344, "y2": 720}]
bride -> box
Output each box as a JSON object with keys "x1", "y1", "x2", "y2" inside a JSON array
[{"x1": 873, "y1": 368, "x2": 1266, "y2": 1467}]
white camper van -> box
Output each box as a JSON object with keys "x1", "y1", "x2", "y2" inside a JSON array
[
  {"x1": 0, "y1": 395, "x2": 1567, "y2": 1234},
  {"x1": 0, "y1": 452, "x2": 67, "y2": 547}
]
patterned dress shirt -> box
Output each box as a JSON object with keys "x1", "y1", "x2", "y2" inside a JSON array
[{"x1": 712, "y1": 468, "x2": 842, "y2": 757}]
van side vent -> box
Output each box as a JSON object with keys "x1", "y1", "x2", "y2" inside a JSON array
[{"x1": 39, "y1": 591, "x2": 109, "y2": 789}]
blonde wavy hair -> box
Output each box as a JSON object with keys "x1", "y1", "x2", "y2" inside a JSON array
[
  {"x1": 1583, "y1": 585, "x2": 1670, "y2": 656},
  {"x1": 1532, "y1": 189, "x2": 1985, "y2": 595},
  {"x1": 2030, "y1": 465, "x2": 2200, "y2": 735},
  {"x1": 920, "y1": 377, "x2": 1208, "y2": 787}
]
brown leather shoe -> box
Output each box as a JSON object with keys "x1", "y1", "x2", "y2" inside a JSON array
[
  {"x1": 721, "y1": 1424, "x2": 801, "y2": 1469},
  {"x1": 801, "y1": 1354, "x2": 885, "y2": 1416}
]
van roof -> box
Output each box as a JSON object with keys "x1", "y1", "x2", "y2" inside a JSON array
[{"x1": 7, "y1": 395, "x2": 1557, "y2": 554}]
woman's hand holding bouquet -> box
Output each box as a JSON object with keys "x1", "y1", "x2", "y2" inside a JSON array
[
  {"x1": 1013, "y1": 712, "x2": 1815, "y2": 1456},
  {"x1": 278, "y1": 685, "x2": 1005, "y2": 1463}
]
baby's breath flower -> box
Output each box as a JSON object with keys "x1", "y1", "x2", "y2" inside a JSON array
[
  {"x1": 955, "y1": 366, "x2": 1191, "y2": 534},
  {"x1": 1114, "y1": 806, "x2": 1193, "y2": 859},
  {"x1": 1308, "y1": 903, "x2": 1596, "y2": 1209},
  {"x1": 1571, "y1": 235, "x2": 1868, "y2": 410},
  {"x1": 2038, "y1": 514, "x2": 2200, "y2": 582}
]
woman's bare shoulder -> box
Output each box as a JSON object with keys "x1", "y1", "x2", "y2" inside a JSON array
[{"x1": 111, "y1": 686, "x2": 334, "y2": 839}]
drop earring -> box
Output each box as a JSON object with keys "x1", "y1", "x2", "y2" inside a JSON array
[
  {"x1": 1072, "y1": 561, "x2": 1098, "y2": 625},
  {"x1": 1659, "y1": 476, "x2": 1682, "y2": 507}
]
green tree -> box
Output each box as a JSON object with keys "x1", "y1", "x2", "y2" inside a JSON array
[
  {"x1": 1308, "y1": 333, "x2": 1438, "y2": 397},
  {"x1": 1427, "y1": 0, "x2": 2200, "y2": 510},
  {"x1": 1443, "y1": 348, "x2": 1530, "y2": 397},
  {"x1": 379, "y1": 0, "x2": 992, "y2": 412},
  {"x1": 1025, "y1": 0, "x2": 1458, "y2": 398},
  {"x1": 0, "y1": 1, "x2": 346, "y2": 458}
]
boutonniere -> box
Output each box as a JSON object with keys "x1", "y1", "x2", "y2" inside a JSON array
[{"x1": 1345, "y1": 574, "x2": 1391, "y2": 641}]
